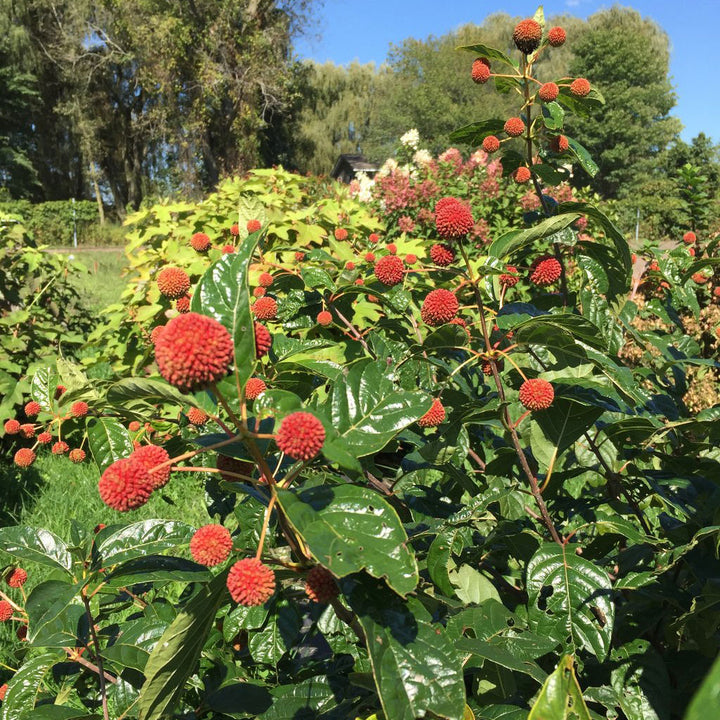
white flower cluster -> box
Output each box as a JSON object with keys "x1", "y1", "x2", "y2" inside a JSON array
[
  {"x1": 413, "y1": 149, "x2": 433, "y2": 166},
  {"x1": 400, "y1": 128, "x2": 420, "y2": 150},
  {"x1": 351, "y1": 171, "x2": 375, "y2": 202}
]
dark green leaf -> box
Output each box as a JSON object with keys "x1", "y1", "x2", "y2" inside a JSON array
[
  {"x1": 0, "y1": 652, "x2": 63, "y2": 720},
  {"x1": 106, "y1": 378, "x2": 186, "y2": 407},
  {"x1": 685, "y1": 653, "x2": 720, "y2": 720},
  {"x1": 260, "y1": 676, "x2": 340, "y2": 720},
  {"x1": 489, "y1": 214, "x2": 580, "y2": 260},
  {"x1": 449, "y1": 119, "x2": 506, "y2": 147},
  {"x1": 103, "y1": 555, "x2": 212, "y2": 585},
  {"x1": 102, "y1": 618, "x2": 168, "y2": 672},
  {"x1": 455, "y1": 638, "x2": 547, "y2": 684},
  {"x1": 527, "y1": 655, "x2": 592, "y2": 719},
  {"x1": 276, "y1": 485, "x2": 418, "y2": 596},
  {"x1": 87, "y1": 417, "x2": 134, "y2": 472},
  {"x1": 457, "y1": 42, "x2": 517, "y2": 69},
  {"x1": 611, "y1": 640, "x2": 670, "y2": 720},
  {"x1": 566, "y1": 137, "x2": 599, "y2": 177},
  {"x1": 30, "y1": 365, "x2": 58, "y2": 412},
  {"x1": 248, "y1": 599, "x2": 301, "y2": 665},
  {"x1": 0, "y1": 526, "x2": 72, "y2": 573},
  {"x1": 542, "y1": 102, "x2": 564, "y2": 131},
  {"x1": 26, "y1": 580, "x2": 84, "y2": 648}
]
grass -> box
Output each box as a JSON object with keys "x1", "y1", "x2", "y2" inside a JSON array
[{"x1": 0, "y1": 454, "x2": 213, "y2": 668}]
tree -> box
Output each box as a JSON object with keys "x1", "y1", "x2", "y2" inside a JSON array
[{"x1": 565, "y1": 7, "x2": 681, "y2": 198}]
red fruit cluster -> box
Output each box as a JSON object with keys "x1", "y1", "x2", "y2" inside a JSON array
[
  {"x1": 570, "y1": 78, "x2": 591, "y2": 97},
  {"x1": 386, "y1": 243, "x2": 397, "y2": 255},
  {"x1": 421, "y1": 289, "x2": 459, "y2": 326},
  {"x1": 500, "y1": 266, "x2": 520, "y2": 288},
  {"x1": 132, "y1": 444, "x2": 171, "y2": 490},
  {"x1": 512, "y1": 18, "x2": 542, "y2": 54},
  {"x1": 683, "y1": 231, "x2": 696, "y2": 244},
  {"x1": 6, "y1": 568, "x2": 27, "y2": 588},
  {"x1": 364, "y1": 252, "x2": 376, "y2": 263},
  {"x1": 430, "y1": 244, "x2": 455, "y2": 267},
  {"x1": 69, "y1": 448, "x2": 86, "y2": 463},
  {"x1": 4, "y1": 419, "x2": 20, "y2": 434},
  {"x1": 70, "y1": 401, "x2": 89, "y2": 419},
  {"x1": 276, "y1": 412, "x2": 325, "y2": 461},
  {"x1": 418, "y1": 398, "x2": 446, "y2": 428},
  {"x1": 190, "y1": 232, "x2": 211, "y2": 252},
  {"x1": 222, "y1": 244, "x2": 236, "y2": 254},
  {"x1": 550, "y1": 135, "x2": 569, "y2": 153},
  {"x1": 13, "y1": 448, "x2": 35, "y2": 468},
  {"x1": 539, "y1": 82, "x2": 559, "y2": 102},
  {"x1": 190, "y1": 524, "x2": 233, "y2": 566},
  {"x1": 0, "y1": 601, "x2": 13, "y2": 621},
  {"x1": 504, "y1": 117, "x2": 525, "y2": 137},
  {"x1": 98, "y1": 457, "x2": 153, "y2": 511},
  {"x1": 155, "y1": 312, "x2": 234, "y2": 392},
  {"x1": 374, "y1": 255, "x2": 405, "y2": 286},
  {"x1": 435, "y1": 197, "x2": 474, "y2": 240},
  {"x1": 38, "y1": 432, "x2": 52, "y2": 444},
  {"x1": 471, "y1": 57, "x2": 491, "y2": 84},
  {"x1": 482, "y1": 135, "x2": 500, "y2": 153},
  {"x1": 230, "y1": 223, "x2": 240, "y2": 236},
  {"x1": 253, "y1": 287, "x2": 266, "y2": 298},
  {"x1": 548, "y1": 26, "x2": 566, "y2": 46},
  {"x1": 405, "y1": 253, "x2": 417, "y2": 265},
  {"x1": 150, "y1": 325, "x2": 165, "y2": 345},
  {"x1": 0, "y1": 684, "x2": 8, "y2": 700},
  {"x1": 187, "y1": 407, "x2": 208, "y2": 426},
  {"x1": 334, "y1": 228, "x2": 348, "y2": 241},
  {"x1": 176, "y1": 295, "x2": 191, "y2": 313},
  {"x1": 514, "y1": 167, "x2": 531, "y2": 184},
  {"x1": 227, "y1": 557, "x2": 276, "y2": 606},
  {"x1": 368, "y1": 233, "x2": 380, "y2": 244},
  {"x1": 317, "y1": 310, "x2": 333, "y2": 326},
  {"x1": 245, "y1": 377, "x2": 267, "y2": 400},
  {"x1": 254, "y1": 322, "x2": 272, "y2": 358},
  {"x1": 20, "y1": 424, "x2": 34, "y2": 438},
  {"x1": 259, "y1": 272, "x2": 274, "y2": 287},
  {"x1": 519, "y1": 378, "x2": 555, "y2": 411},
  {"x1": 24, "y1": 401, "x2": 41, "y2": 418},
  {"x1": 157, "y1": 267, "x2": 191, "y2": 299},
  {"x1": 55, "y1": 385, "x2": 66, "y2": 398},
  {"x1": 529, "y1": 256, "x2": 562, "y2": 286},
  {"x1": 252, "y1": 296, "x2": 278, "y2": 321},
  {"x1": 247, "y1": 219, "x2": 262, "y2": 233},
  {"x1": 345, "y1": 261, "x2": 355, "y2": 270},
  {"x1": 128, "y1": 421, "x2": 141, "y2": 432},
  {"x1": 52, "y1": 441, "x2": 69, "y2": 455},
  {"x1": 305, "y1": 566, "x2": 339, "y2": 603}
]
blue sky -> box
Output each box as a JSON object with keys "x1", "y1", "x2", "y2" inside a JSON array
[{"x1": 294, "y1": 1, "x2": 718, "y2": 144}]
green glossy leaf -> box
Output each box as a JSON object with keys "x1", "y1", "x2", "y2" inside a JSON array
[
  {"x1": 301, "y1": 266, "x2": 335, "y2": 291},
  {"x1": 102, "y1": 618, "x2": 168, "y2": 672},
  {"x1": 276, "y1": 485, "x2": 418, "y2": 596},
  {"x1": 457, "y1": 42, "x2": 516, "y2": 69},
  {"x1": 260, "y1": 676, "x2": 340, "y2": 720},
  {"x1": 26, "y1": 707, "x2": 100, "y2": 720},
  {"x1": 104, "y1": 555, "x2": 212, "y2": 585},
  {"x1": 611, "y1": 640, "x2": 670, "y2": 720},
  {"x1": 205, "y1": 682, "x2": 273, "y2": 717},
  {"x1": 427, "y1": 528, "x2": 468, "y2": 596},
  {"x1": 685, "y1": 653, "x2": 720, "y2": 720},
  {"x1": 329, "y1": 358, "x2": 432, "y2": 456},
  {"x1": 566, "y1": 137, "x2": 599, "y2": 177},
  {"x1": 679, "y1": 257, "x2": 720, "y2": 284},
  {"x1": 106, "y1": 377, "x2": 186, "y2": 407},
  {"x1": 248, "y1": 599, "x2": 301, "y2": 665},
  {"x1": 542, "y1": 102, "x2": 564, "y2": 131},
  {"x1": 0, "y1": 526, "x2": 72, "y2": 573},
  {"x1": 26, "y1": 580, "x2": 84, "y2": 648},
  {"x1": 449, "y1": 119, "x2": 506, "y2": 147},
  {"x1": 87, "y1": 417, "x2": 134, "y2": 472},
  {"x1": 0, "y1": 651, "x2": 63, "y2": 720},
  {"x1": 30, "y1": 365, "x2": 58, "y2": 412},
  {"x1": 526, "y1": 544, "x2": 614, "y2": 661},
  {"x1": 191, "y1": 232, "x2": 261, "y2": 388},
  {"x1": 137, "y1": 573, "x2": 228, "y2": 720},
  {"x1": 345, "y1": 575, "x2": 465, "y2": 720},
  {"x1": 528, "y1": 655, "x2": 592, "y2": 719},
  {"x1": 489, "y1": 214, "x2": 580, "y2": 260},
  {"x1": 455, "y1": 638, "x2": 547, "y2": 684},
  {"x1": 95, "y1": 520, "x2": 195, "y2": 567}
]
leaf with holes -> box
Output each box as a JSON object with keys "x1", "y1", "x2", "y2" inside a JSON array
[{"x1": 528, "y1": 655, "x2": 592, "y2": 719}]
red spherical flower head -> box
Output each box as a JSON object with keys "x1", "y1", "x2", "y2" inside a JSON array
[
  {"x1": 550, "y1": 135, "x2": 569, "y2": 153},
  {"x1": 374, "y1": 255, "x2": 405, "y2": 286},
  {"x1": 150, "y1": 325, "x2": 165, "y2": 345},
  {"x1": 430, "y1": 243, "x2": 455, "y2": 267},
  {"x1": 435, "y1": 197, "x2": 474, "y2": 240},
  {"x1": 6, "y1": 568, "x2": 26, "y2": 588},
  {"x1": 222, "y1": 244, "x2": 236, "y2": 254},
  {"x1": 157, "y1": 267, "x2": 191, "y2": 300},
  {"x1": 70, "y1": 401, "x2": 89, "y2": 419},
  {"x1": 247, "y1": 219, "x2": 262, "y2": 233},
  {"x1": 0, "y1": 683, "x2": 8, "y2": 700},
  {"x1": 24, "y1": 401, "x2": 41, "y2": 418},
  {"x1": 471, "y1": 57, "x2": 491, "y2": 84},
  {"x1": 128, "y1": 421, "x2": 141, "y2": 432},
  {"x1": 37, "y1": 432, "x2": 52, "y2": 444},
  {"x1": 405, "y1": 253, "x2": 417, "y2": 265},
  {"x1": 252, "y1": 296, "x2": 278, "y2": 321},
  {"x1": 98, "y1": 457, "x2": 153, "y2": 512},
  {"x1": 0, "y1": 600, "x2": 13, "y2": 621},
  {"x1": 368, "y1": 233, "x2": 380, "y2": 244},
  {"x1": 245, "y1": 377, "x2": 267, "y2": 400},
  {"x1": 334, "y1": 227, "x2": 348, "y2": 241},
  {"x1": 176, "y1": 294, "x2": 191, "y2": 313},
  {"x1": 4, "y1": 419, "x2": 20, "y2": 435},
  {"x1": 513, "y1": 18, "x2": 542, "y2": 54},
  {"x1": 548, "y1": 26, "x2": 566, "y2": 47},
  {"x1": 253, "y1": 286, "x2": 266, "y2": 298},
  {"x1": 227, "y1": 557, "x2": 276, "y2": 606},
  {"x1": 317, "y1": 310, "x2": 333, "y2": 327},
  {"x1": 305, "y1": 566, "x2": 339, "y2": 603},
  {"x1": 482, "y1": 135, "x2": 500, "y2": 153},
  {"x1": 714, "y1": 287, "x2": 720, "y2": 298},
  {"x1": 295, "y1": 251, "x2": 305, "y2": 262},
  {"x1": 519, "y1": 378, "x2": 555, "y2": 411},
  {"x1": 538, "y1": 82, "x2": 559, "y2": 102},
  {"x1": 364, "y1": 252, "x2": 376, "y2": 263},
  {"x1": 276, "y1": 411, "x2": 325, "y2": 461},
  {"x1": 55, "y1": 385, "x2": 66, "y2": 399},
  {"x1": 52, "y1": 441, "x2": 69, "y2": 455},
  {"x1": 688, "y1": 247, "x2": 696, "y2": 257},
  {"x1": 529, "y1": 256, "x2": 562, "y2": 286},
  {"x1": 683, "y1": 231, "x2": 696, "y2": 244},
  {"x1": 356, "y1": 278, "x2": 365, "y2": 286},
  {"x1": 386, "y1": 243, "x2": 397, "y2": 255},
  {"x1": 190, "y1": 524, "x2": 233, "y2": 567},
  {"x1": 418, "y1": 398, "x2": 446, "y2": 428},
  {"x1": 692, "y1": 273, "x2": 709, "y2": 285},
  {"x1": 254, "y1": 322, "x2": 272, "y2": 359},
  {"x1": 155, "y1": 312, "x2": 234, "y2": 392},
  {"x1": 259, "y1": 272, "x2": 274, "y2": 288},
  {"x1": 14, "y1": 448, "x2": 36, "y2": 468},
  {"x1": 131, "y1": 444, "x2": 171, "y2": 490},
  {"x1": 500, "y1": 265, "x2": 520, "y2": 288},
  {"x1": 504, "y1": 117, "x2": 525, "y2": 137},
  {"x1": 216, "y1": 454, "x2": 254, "y2": 482},
  {"x1": 514, "y1": 167, "x2": 532, "y2": 184},
  {"x1": 187, "y1": 407, "x2": 208, "y2": 426},
  {"x1": 570, "y1": 78, "x2": 591, "y2": 97},
  {"x1": 19, "y1": 424, "x2": 35, "y2": 439},
  {"x1": 421, "y1": 289, "x2": 459, "y2": 326},
  {"x1": 190, "y1": 232, "x2": 211, "y2": 252},
  {"x1": 230, "y1": 223, "x2": 240, "y2": 236},
  {"x1": 344, "y1": 261, "x2": 355, "y2": 271},
  {"x1": 69, "y1": 448, "x2": 86, "y2": 463}
]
